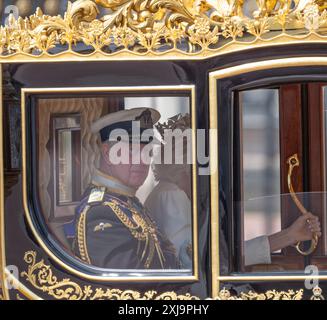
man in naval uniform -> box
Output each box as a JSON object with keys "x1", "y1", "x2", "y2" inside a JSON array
[{"x1": 65, "y1": 108, "x2": 179, "y2": 270}]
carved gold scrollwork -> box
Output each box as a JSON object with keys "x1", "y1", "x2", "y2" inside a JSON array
[
  {"x1": 213, "y1": 287, "x2": 304, "y2": 300},
  {"x1": 1, "y1": 0, "x2": 327, "y2": 58},
  {"x1": 239, "y1": 289, "x2": 304, "y2": 300},
  {"x1": 20, "y1": 251, "x2": 307, "y2": 300},
  {"x1": 310, "y1": 286, "x2": 325, "y2": 300},
  {"x1": 21, "y1": 251, "x2": 86, "y2": 300},
  {"x1": 21, "y1": 251, "x2": 199, "y2": 300}
]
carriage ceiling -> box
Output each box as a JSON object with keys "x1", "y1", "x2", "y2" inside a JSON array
[{"x1": 1, "y1": 0, "x2": 327, "y2": 61}]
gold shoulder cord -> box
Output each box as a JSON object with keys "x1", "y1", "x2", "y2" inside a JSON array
[
  {"x1": 77, "y1": 205, "x2": 92, "y2": 264},
  {"x1": 104, "y1": 199, "x2": 165, "y2": 269}
]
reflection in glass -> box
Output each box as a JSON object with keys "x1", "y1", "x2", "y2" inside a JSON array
[
  {"x1": 53, "y1": 115, "x2": 81, "y2": 206},
  {"x1": 57, "y1": 130, "x2": 73, "y2": 203},
  {"x1": 240, "y1": 89, "x2": 281, "y2": 241}
]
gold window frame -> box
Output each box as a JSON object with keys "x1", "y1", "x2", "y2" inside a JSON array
[
  {"x1": 2, "y1": 85, "x2": 199, "y2": 286},
  {"x1": 209, "y1": 56, "x2": 327, "y2": 298}
]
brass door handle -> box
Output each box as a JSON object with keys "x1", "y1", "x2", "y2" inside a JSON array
[{"x1": 287, "y1": 153, "x2": 318, "y2": 256}]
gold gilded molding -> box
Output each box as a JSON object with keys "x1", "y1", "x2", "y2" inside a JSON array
[
  {"x1": 1, "y1": 0, "x2": 327, "y2": 61},
  {"x1": 213, "y1": 288, "x2": 304, "y2": 300},
  {"x1": 310, "y1": 286, "x2": 325, "y2": 300},
  {"x1": 21, "y1": 251, "x2": 199, "y2": 300},
  {"x1": 21, "y1": 250, "x2": 306, "y2": 300}
]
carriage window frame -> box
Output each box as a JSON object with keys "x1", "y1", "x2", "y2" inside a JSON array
[
  {"x1": 21, "y1": 85, "x2": 199, "y2": 282},
  {"x1": 209, "y1": 57, "x2": 327, "y2": 298}
]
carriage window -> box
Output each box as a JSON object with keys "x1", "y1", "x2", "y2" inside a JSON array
[
  {"x1": 241, "y1": 89, "x2": 281, "y2": 245},
  {"x1": 24, "y1": 89, "x2": 197, "y2": 278},
  {"x1": 234, "y1": 83, "x2": 327, "y2": 273}
]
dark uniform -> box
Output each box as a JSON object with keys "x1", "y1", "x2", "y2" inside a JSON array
[{"x1": 66, "y1": 184, "x2": 179, "y2": 269}]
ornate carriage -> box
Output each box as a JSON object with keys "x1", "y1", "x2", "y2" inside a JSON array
[{"x1": 0, "y1": 0, "x2": 327, "y2": 300}]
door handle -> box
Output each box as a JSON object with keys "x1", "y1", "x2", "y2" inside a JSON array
[{"x1": 287, "y1": 153, "x2": 318, "y2": 256}]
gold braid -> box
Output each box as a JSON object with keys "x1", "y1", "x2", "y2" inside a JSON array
[
  {"x1": 77, "y1": 205, "x2": 91, "y2": 264},
  {"x1": 104, "y1": 199, "x2": 165, "y2": 269}
]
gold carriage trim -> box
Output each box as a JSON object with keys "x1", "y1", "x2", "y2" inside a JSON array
[
  {"x1": 77, "y1": 205, "x2": 92, "y2": 264},
  {"x1": 2, "y1": 0, "x2": 327, "y2": 61},
  {"x1": 19, "y1": 251, "x2": 312, "y2": 300}
]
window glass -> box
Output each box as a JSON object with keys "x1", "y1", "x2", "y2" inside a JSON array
[
  {"x1": 241, "y1": 89, "x2": 281, "y2": 242},
  {"x1": 29, "y1": 91, "x2": 195, "y2": 276}
]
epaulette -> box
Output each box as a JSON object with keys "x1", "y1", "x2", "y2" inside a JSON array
[
  {"x1": 87, "y1": 186, "x2": 106, "y2": 204},
  {"x1": 75, "y1": 188, "x2": 128, "y2": 265}
]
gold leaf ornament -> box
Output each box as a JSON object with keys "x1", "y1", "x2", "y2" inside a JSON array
[
  {"x1": 221, "y1": 15, "x2": 244, "y2": 40},
  {"x1": 112, "y1": 25, "x2": 137, "y2": 48},
  {"x1": 20, "y1": 251, "x2": 199, "y2": 300},
  {"x1": 212, "y1": 288, "x2": 304, "y2": 300},
  {"x1": 69, "y1": 0, "x2": 100, "y2": 25},
  {"x1": 188, "y1": 17, "x2": 219, "y2": 49},
  {"x1": 206, "y1": 0, "x2": 244, "y2": 20},
  {"x1": 21, "y1": 251, "x2": 85, "y2": 300},
  {"x1": 296, "y1": 1, "x2": 327, "y2": 31},
  {"x1": 80, "y1": 19, "x2": 112, "y2": 50},
  {"x1": 245, "y1": 17, "x2": 270, "y2": 37},
  {"x1": 240, "y1": 289, "x2": 304, "y2": 300},
  {"x1": 2, "y1": 1, "x2": 327, "y2": 59},
  {"x1": 19, "y1": 251, "x2": 314, "y2": 300},
  {"x1": 164, "y1": 25, "x2": 185, "y2": 47}
]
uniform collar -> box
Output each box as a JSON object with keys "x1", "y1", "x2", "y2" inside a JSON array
[{"x1": 92, "y1": 169, "x2": 136, "y2": 197}]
